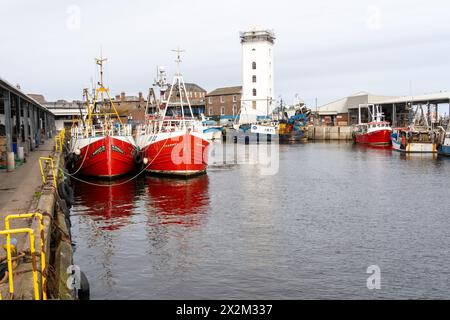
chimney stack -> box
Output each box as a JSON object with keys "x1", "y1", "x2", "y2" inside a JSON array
[{"x1": 120, "y1": 92, "x2": 126, "y2": 101}]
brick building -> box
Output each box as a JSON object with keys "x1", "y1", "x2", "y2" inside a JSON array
[
  {"x1": 147, "y1": 83, "x2": 206, "y2": 117},
  {"x1": 205, "y1": 86, "x2": 242, "y2": 117}
]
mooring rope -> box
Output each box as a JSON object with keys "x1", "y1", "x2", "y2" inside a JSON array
[{"x1": 59, "y1": 131, "x2": 171, "y2": 187}]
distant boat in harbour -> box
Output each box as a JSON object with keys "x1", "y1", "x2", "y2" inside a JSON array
[
  {"x1": 353, "y1": 104, "x2": 392, "y2": 147},
  {"x1": 199, "y1": 114, "x2": 223, "y2": 141},
  {"x1": 277, "y1": 102, "x2": 310, "y2": 144},
  {"x1": 391, "y1": 105, "x2": 439, "y2": 154},
  {"x1": 437, "y1": 127, "x2": 450, "y2": 156}
]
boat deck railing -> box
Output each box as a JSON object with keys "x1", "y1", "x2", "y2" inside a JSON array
[
  {"x1": 136, "y1": 119, "x2": 202, "y2": 136},
  {"x1": 70, "y1": 124, "x2": 133, "y2": 139}
]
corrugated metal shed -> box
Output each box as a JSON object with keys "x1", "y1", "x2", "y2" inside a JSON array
[
  {"x1": 319, "y1": 91, "x2": 450, "y2": 115},
  {"x1": 318, "y1": 92, "x2": 398, "y2": 115},
  {"x1": 377, "y1": 92, "x2": 450, "y2": 105}
]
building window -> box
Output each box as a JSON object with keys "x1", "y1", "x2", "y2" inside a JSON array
[
  {"x1": 252, "y1": 88, "x2": 257, "y2": 96},
  {"x1": 220, "y1": 96, "x2": 224, "y2": 103},
  {"x1": 208, "y1": 97, "x2": 212, "y2": 104},
  {"x1": 194, "y1": 92, "x2": 197, "y2": 98},
  {"x1": 252, "y1": 62, "x2": 256, "y2": 70},
  {"x1": 252, "y1": 101, "x2": 257, "y2": 109},
  {"x1": 252, "y1": 75, "x2": 256, "y2": 83},
  {"x1": 209, "y1": 107, "x2": 213, "y2": 115},
  {"x1": 232, "y1": 104, "x2": 237, "y2": 116},
  {"x1": 233, "y1": 95, "x2": 237, "y2": 102},
  {"x1": 221, "y1": 106, "x2": 225, "y2": 115}
]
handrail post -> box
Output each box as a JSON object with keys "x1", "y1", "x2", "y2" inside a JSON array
[
  {"x1": 0, "y1": 228, "x2": 40, "y2": 300},
  {"x1": 38, "y1": 157, "x2": 57, "y2": 188},
  {"x1": 5, "y1": 213, "x2": 47, "y2": 300}
]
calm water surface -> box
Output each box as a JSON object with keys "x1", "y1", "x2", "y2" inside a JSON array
[{"x1": 71, "y1": 142, "x2": 450, "y2": 299}]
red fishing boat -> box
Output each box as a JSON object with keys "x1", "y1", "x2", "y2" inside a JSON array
[
  {"x1": 353, "y1": 104, "x2": 392, "y2": 146},
  {"x1": 136, "y1": 49, "x2": 209, "y2": 177},
  {"x1": 68, "y1": 56, "x2": 137, "y2": 178}
]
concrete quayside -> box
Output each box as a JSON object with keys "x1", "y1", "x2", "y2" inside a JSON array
[{"x1": 0, "y1": 130, "x2": 88, "y2": 300}]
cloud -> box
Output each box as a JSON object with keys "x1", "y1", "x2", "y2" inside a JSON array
[{"x1": 0, "y1": 0, "x2": 449, "y2": 104}]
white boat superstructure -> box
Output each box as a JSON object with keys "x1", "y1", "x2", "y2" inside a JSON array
[
  {"x1": 391, "y1": 104, "x2": 440, "y2": 154},
  {"x1": 135, "y1": 49, "x2": 210, "y2": 176}
]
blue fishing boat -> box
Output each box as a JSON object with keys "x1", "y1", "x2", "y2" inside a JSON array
[{"x1": 438, "y1": 130, "x2": 450, "y2": 156}]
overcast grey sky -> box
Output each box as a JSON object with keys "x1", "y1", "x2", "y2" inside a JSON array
[{"x1": 1, "y1": 0, "x2": 449, "y2": 107}]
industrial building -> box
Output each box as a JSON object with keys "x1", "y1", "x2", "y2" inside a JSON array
[
  {"x1": 317, "y1": 91, "x2": 450, "y2": 127},
  {"x1": 0, "y1": 77, "x2": 55, "y2": 168}
]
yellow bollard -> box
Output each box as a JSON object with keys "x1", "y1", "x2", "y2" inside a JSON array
[
  {"x1": 38, "y1": 157, "x2": 57, "y2": 188},
  {"x1": 0, "y1": 228, "x2": 40, "y2": 300},
  {"x1": 5, "y1": 213, "x2": 47, "y2": 300}
]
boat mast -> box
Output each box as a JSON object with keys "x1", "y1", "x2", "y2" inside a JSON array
[
  {"x1": 91, "y1": 55, "x2": 124, "y2": 127},
  {"x1": 95, "y1": 55, "x2": 107, "y2": 107},
  {"x1": 172, "y1": 47, "x2": 194, "y2": 125},
  {"x1": 170, "y1": 47, "x2": 186, "y2": 123}
]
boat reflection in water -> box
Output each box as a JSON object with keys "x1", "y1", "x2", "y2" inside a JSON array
[
  {"x1": 146, "y1": 175, "x2": 210, "y2": 227},
  {"x1": 354, "y1": 143, "x2": 393, "y2": 153},
  {"x1": 71, "y1": 177, "x2": 136, "y2": 231}
]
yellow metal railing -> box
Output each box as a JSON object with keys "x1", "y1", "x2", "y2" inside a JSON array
[
  {"x1": 54, "y1": 129, "x2": 65, "y2": 153},
  {"x1": 39, "y1": 157, "x2": 57, "y2": 188},
  {"x1": 55, "y1": 136, "x2": 62, "y2": 152},
  {"x1": 4, "y1": 213, "x2": 47, "y2": 300},
  {"x1": 0, "y1": 227, "x2": 40, "y2": 300}
]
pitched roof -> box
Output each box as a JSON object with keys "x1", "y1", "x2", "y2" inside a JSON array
[
  {"x1": 377, "y1": 91, "x2": 450, "y2": 105},
  {"x1": 207, "y1": 86, "x2": 242, "y2": 96},
  {"x1": 28, "y1": 94, "x2": 47, "y2": 104},
  {"x1": 185, "y1": 83, "x2": 206, "y2": 92},
  {"x1": 0, "y1": 77, "x2": 52, "y2": 114},
  {"x1": 167, "y1": 83, "x2": 206, "y2": 92},
  {"x1": 318, "y1": 92, "x2": 398, "y2": 114},
  {"x1": 318, "y1": 91, "x2": 450, "y2": 115}
]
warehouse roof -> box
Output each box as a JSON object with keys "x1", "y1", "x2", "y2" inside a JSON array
[
  {"x1": 0, "y1": 77, "x2": 53, "y2": 114},
  {"x1": 318, "y1": 92, "x2": 396, "y2": 115},
  {"x1": 377, "y1": 91, "x2": 450, "y2": 105},
  {"x1": 318, "y1": 91, "x2": 450, "y2": 115}
]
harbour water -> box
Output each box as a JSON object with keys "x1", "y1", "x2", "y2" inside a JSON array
[{"x1": 70, "y1": 142, "x2": 450, "y2": 299}]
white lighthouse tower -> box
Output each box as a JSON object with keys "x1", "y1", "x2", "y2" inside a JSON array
[{"x1": 239, "y1": 28, "x2": 275, "y2": 124}]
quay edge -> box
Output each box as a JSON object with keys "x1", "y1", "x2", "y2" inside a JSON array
[{"x1": 1, "y1": 136, "x2": 81, "y2": 300}]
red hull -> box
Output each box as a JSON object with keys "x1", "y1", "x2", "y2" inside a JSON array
[
  {"x1": 142, "y1": 133, "x2": 209, "y2": 176},
  {"x1": 355, "y1": 129, "x2": 392, "y2": 146},
  {"x1": 73, "y1": 136, "x2": 136, "y2": 178}
]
